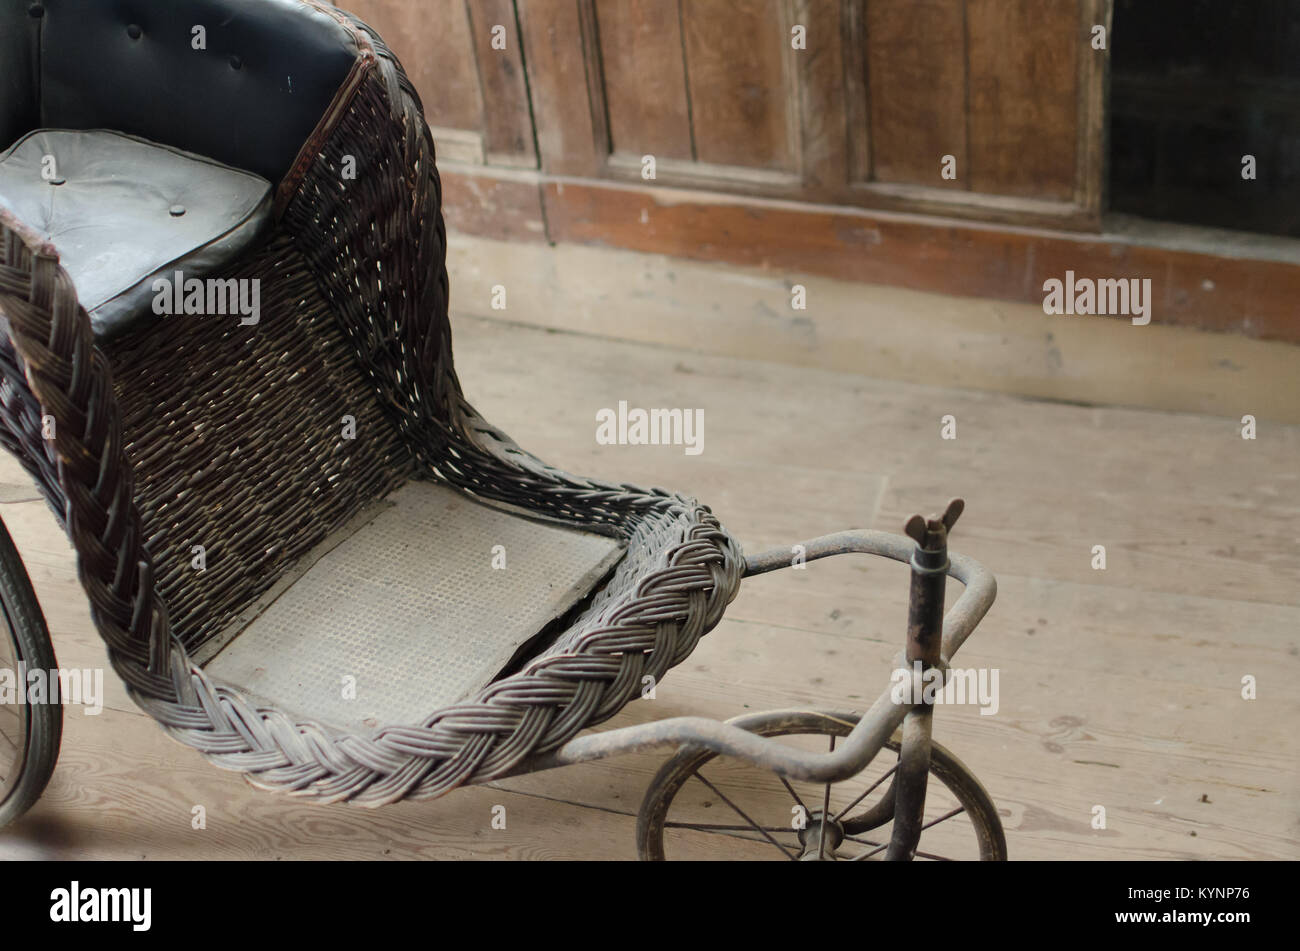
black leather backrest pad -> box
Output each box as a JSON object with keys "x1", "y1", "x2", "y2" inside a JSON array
[
  {"x1": 0, "y1": 3, "x2": 39, "y2": 152},
  {"x1": 34, "y1": 0, "x2": 360, "y2": 184}
]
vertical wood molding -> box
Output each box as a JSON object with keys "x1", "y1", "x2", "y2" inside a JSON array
[
  {"x1": 842, "y1": 0, "x2": 871, "y2": 184},
  {"x1": 576, "y1": 0, "x2": 612, "y2": 161},
  {"x1": 781, "y1": 0, "x2": 805, "y2": 177},
  {"x1": 1074, "y1": 0, "x2": 1113, "y2": 225},
  {"x1": 793, "y1": 0, "x2": 849, "y2": 196}
]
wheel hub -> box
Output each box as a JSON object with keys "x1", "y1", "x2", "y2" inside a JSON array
[{"x1": 796, "y1": 812, "x2": 846, "y2": 860}]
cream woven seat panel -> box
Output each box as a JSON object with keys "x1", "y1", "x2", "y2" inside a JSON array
[{"x1": 202, "y1": 480, "x2": 625, "y2": 731}]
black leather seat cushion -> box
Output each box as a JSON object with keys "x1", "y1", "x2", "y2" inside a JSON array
[
  {"x1": 2, "y1": 0, "x2": 361, "y2": 186},
  {"x1": 0, "y1": 129, "x2": 273, "y2": 340}
]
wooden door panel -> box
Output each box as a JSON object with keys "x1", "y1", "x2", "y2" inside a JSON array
[
  {"x1": 595, "y1": 0, "x2": 694, "y2": 161},
  {"x1": 966, "y1": 0, "x2": 1080, "y2": 199},
  {"x1": 865, "y1": 0, "x2": 967, "y2": 188},
  {"x1": 365, "y1": 0, "x2": 1112, "y2": 231},
  {"x1": 680, "y1": 0, "x2": 796, "y2": 170}
]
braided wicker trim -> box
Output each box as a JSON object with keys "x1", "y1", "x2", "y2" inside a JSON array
[{"x1": 0, "y1": 5, "x2": 746, "y2": 805}]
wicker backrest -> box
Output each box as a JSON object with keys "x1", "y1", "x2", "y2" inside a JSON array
[{"x1": 101, "y1": 237, "x2": 415, "y2": 656}]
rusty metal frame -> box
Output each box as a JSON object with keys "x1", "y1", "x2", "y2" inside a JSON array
[{"x1": 509, "y1": 522, "x2": 996, "y2": 788}]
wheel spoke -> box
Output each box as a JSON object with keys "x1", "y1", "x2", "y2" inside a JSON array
[
  {"x1": 842, "y1": 834, "x2": 885, "y2": 847},
  {"x1": 691, "y1": 772, "x2": 798, "y2": 860},
  {"x1": 832, "y1": 762, "x2": 897, "y2": 821},
  {"x1": 847, "y1": 805, "x2": 969, "y2": 861},
  {"x1": 672, "y1": 825, "x2": 799, "y2": 849},
  {"x1": 848, "y1": 840, "x2": 889, "y2": 861},
  {"x1": 650, "y1": 715, "x2": 1000, "y2": 862},
  {"x1": 921, "y1": 805, "x2": 965, "y2": 831},
  {"x1": 816, "y1": 734, "x2": 835, "y2": 860},
  {"x1": 777, "y1": 775, "x2": 807, "y2": 815},
  {"x1": 664, "y1": 821, "x2": 798, "y2": 835}
]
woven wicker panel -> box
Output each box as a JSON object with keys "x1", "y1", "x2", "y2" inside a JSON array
[
  {"x1": 103, "y1": 234, "x2": 414, "y2": 655},
  {"x1": 204, "y1": 481, "x2": 624, "y2": 730}
]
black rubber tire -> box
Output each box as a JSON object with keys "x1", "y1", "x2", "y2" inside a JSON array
[
  {"x1": 637, "y1": 708, "x2": 1007, "y2": 860},
  {"x1": 0, "y1": 513, "x2": 61, "y2": 830}
]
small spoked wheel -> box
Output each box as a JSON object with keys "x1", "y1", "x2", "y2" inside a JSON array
[
  {"x1": 637, "y1": 709, "x2": 1006, "y2": 861},
  {"x1": 0, "y1": 514, "x2": 61, "y2": 830}
]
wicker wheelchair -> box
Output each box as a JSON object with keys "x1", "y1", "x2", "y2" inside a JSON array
[{"x1": 0, "y1": 0, "x2": 1004, "y2": 860}]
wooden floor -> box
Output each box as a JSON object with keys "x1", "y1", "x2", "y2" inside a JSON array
[{"x1": 0, "y1": 313, "x2": 1297, "y2": 860}]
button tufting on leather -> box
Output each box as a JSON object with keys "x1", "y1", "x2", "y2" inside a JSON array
[
  {"x1": 0, "y1": 130, "x2": 275, "y2": 339},
  {"x1": 26, "y1": 0, "x2": 363, "y2": 187},
  {"x1": 27, "y1": 3, "x2": 44, "y2": 18}
]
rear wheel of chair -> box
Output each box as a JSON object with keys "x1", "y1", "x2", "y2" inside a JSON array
[
  {"x1": 0, "y1": 514, "x2": 61, "y2": 830},
  {"x1": 637, "y1": 709, "x2": 1006, "y2": 861}
]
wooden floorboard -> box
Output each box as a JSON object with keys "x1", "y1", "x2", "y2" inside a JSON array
[{"x1": 0, "y1": 314, "x2": 1295, "y2": 860}]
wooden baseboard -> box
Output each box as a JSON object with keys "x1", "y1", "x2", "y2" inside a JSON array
[
  {"x1": 445, "y1": 232, "x2": 1300, "y2": 424},
  {"x1": 439, "y1": 166, "x2": 1300, "y2": 345}
]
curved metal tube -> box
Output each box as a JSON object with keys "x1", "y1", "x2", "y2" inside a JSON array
[
  {"x1": 512, "y1": 530, "x2": 997, "y2": 784},
  {"x1": 742, "y1": 529, "x2": 996, "y2": 663}
]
